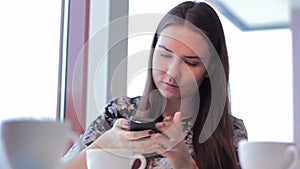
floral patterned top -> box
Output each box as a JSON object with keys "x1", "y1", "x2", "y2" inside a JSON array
[{"x1": 64, "y1": 96, "x2": 248, "y2": 169}]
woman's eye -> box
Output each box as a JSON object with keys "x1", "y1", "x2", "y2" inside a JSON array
[
  {"x1": 185, "y1": 61, "x2": 199, "y2": 67},
  {"x1": 159, "y1": 52, "x2": 172, "y2": 58}
]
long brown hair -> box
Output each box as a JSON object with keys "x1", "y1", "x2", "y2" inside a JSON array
[{"x1": 137, "y1": 1, "x2": 239, "y2": 169}]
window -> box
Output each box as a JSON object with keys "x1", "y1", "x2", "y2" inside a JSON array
[{"x1": 0, "y1": 0, "x2": 62, "y2": 121}]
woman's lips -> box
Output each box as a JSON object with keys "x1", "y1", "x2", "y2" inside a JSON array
[{"x1": 162, "y1": 82, "x2": 179, "y2": 90}]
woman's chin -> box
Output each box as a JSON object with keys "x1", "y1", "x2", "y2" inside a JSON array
[{"x1": 160, "y1": 91, "x2": 181, "y2": 100}]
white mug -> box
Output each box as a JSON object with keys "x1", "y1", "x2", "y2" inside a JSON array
[
  {"x1": 86, "y1": 149, "x2": 146, "y2": 169},
  {"x1": 1, "y1": 119, "x2": 76, "y2": 169},
  {"x1": 238, "y1": 140, "x2": 300, "y2": 169}
]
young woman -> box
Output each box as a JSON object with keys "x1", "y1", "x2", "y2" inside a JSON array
[{"x1": 61, "y1": 1, "x2": 247, "y2": 169}]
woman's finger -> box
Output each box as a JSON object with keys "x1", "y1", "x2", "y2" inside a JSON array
[
  {"x1": 156, "y1": 112, "x2": 184, "y2": 141},
  {"x1": 113, "y1": 118, "x2": 130, "y2": 130},
  {"x1": 166, "y1": 112, "x2": 184, "y2": 139}
]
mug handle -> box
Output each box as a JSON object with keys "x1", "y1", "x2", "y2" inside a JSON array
[
  {"x1": 285, "y1": 145, "x2": 299, "y2": 169},
  {"x1": 59, "y1": 131, "x2": 80, "y2": 164},
  {"x1": 130, "y1": 154, "x2": 146, "y2": 169}
]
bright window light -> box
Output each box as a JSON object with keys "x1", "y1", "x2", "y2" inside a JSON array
[{"x1": 0, "y1": 0, "x2": 61, "y2": 121}]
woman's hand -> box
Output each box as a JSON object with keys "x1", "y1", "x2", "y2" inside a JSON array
[
  {"x1": 61, "y1": 119, "x2": 157, "y2": 169},
  {"x1": 150, "y1": 112, "x2": 196, "y2": 169},
  {"x1": 87, "y1": 118, "x2": 157, "y2": 155},
  {"x1": 61, "y1": 114, "x2": 195, "y2": 169}
]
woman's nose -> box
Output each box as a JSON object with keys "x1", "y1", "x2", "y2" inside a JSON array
[{"x1": 166, "y1": 58, "x2": 181, "y2": 79}]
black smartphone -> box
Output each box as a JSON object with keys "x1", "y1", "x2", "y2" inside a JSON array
[
  {"x1": 130, "y1": 120, "x2": 159, "y2": 132},
  {"x1": 129, "y1": 115, "x2": 163, "y2": 133}
]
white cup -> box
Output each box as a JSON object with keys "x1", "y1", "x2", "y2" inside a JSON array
[
  {"x1": 86, "y1": 149, "x2": 146, "y2": 169},
  {"x1": 238, "y1": 140, "x2": 300, "y2": 169},
  {"x1": 0, "y1": 121, "x2": 10, "y2": 169},
  {"x1": 1, "y1": 119, "x2": 76, "y2": 169}
]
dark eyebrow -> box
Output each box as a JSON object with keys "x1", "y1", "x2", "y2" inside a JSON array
[
  {"x1": 158, "y1": 45, "x2": 173, "y2": 53},
  {"x1": 158, "y1": 44, "x2": 201, "y2": 60},
  {"x1": 185, "y1": 56, "x2": 201, "y2": 60}
]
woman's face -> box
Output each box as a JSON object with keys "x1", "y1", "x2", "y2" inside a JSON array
[{"x1": 152, "y1": 24, "x2": 211, "y2": 100}]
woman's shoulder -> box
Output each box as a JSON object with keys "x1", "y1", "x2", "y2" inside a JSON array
[
  {"x1": 81, "y1": 96, "x2": 142, "y2": 147},
  {"x1": 231, "y1": 115, "x2": 248, "y2": 147},
  {"x1": 109, "y1": 96, "x2": 141, "y2": 108},
  {"x1": 104, "y1": 96, "x2": 141, "y2": 119},
  {"x1": 231, "y1": 116, "x2": 246, "y2": 131}
]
